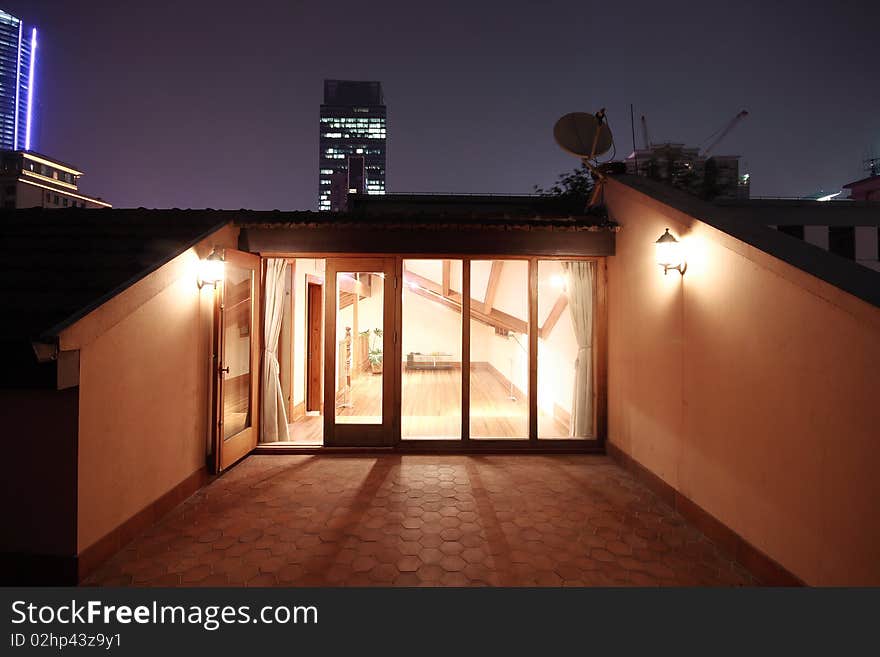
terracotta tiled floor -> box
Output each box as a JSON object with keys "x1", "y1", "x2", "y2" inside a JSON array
[{"x1": 83, "y1": 455, "x2": 756, "y2": 587}]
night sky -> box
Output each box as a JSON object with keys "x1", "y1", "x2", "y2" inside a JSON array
[{"x1": 6, "y1": 0, "x2": 879, "y2": 210}]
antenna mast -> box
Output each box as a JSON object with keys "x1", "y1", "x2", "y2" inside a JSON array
[{"x1": 640, "y1": 115, "x2": 650, "y2": 149}]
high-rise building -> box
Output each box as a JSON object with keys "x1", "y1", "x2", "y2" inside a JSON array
[
  {"x1": 0, "y1": 10, "x2": 37, "y2": 151},
  {"x1": 318, "y1": 80, "x2": 386, "y2": 211}
]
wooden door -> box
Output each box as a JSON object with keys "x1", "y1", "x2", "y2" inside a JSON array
[
  {"x1": 306, "y1": 281, "x2": 323, "y2": 411},
  {"x1": 323, "y1": 257, "x2": 397, "y2": 446},
  {"x1": 213, "y1": 249, "x2": 261, "y2": 471}
]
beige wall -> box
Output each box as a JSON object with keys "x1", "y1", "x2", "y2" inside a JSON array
[
  {"x1": 403, "y1": 289, "x2": 463, "y2": 359},
  {"x1": 605, "y1": 180, "x2": 880, "y2": 585},
  {"x1": 15, "y1": 182, "x2": 44, "y2": 208},
  {"x1": 15, "y1": 181, "x2": 109, "y2": 209},
  {"x1": 64, "y1": 226, "x2": 238, "y2": 552}
]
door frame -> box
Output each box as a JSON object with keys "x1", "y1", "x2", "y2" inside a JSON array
[
  {"x1": 212, "y1": 248, "x2": 262, "y2": 472},
  {"x1": 305, "y1": 276, "x2": 324, "y2": 413},
  {"x1": 323, "y1": 257, "x2": 397, "y2": 446}
]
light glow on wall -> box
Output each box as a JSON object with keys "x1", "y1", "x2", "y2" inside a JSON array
[{"x1": 24, "y1": 27, "x2": 36, "y2": 151}]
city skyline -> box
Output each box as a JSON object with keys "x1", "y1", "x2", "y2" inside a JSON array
[{"x1": 2, "y1": 0, "x2": 878, "y2": 210}]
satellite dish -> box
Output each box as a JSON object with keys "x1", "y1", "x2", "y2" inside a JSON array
[{"x1": 553, "y1": 111, "x2": 612, "y2": 160}]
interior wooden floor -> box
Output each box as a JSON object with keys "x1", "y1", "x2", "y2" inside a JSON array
[
  {"x1": 274, "y1": 368, "x2": 569, "y2": 445},
  {"x1": 286, "y1": 414, "x2": 323, "y2": 445}
]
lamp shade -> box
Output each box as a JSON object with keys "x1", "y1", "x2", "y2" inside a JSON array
[
  {"x1": 198, "y1": 248, "x2": 225, "y2": 288},
  {"x1": 655, "y1": 228, "x2": 682, "y2": 271}
]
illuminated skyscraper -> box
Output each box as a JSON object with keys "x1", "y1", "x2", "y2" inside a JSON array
[
  {"x1": 0, "y1": 10, "x2": 37, "y2": 151},
  {"x1": 318, "y1": 80, "x2": 386, "y2": 211}
]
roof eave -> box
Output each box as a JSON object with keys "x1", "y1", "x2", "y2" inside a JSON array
[{"x1": 37, "y1": 218, "x2": 233, "y2": 341}]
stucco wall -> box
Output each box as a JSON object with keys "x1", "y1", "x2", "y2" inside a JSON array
[
  {"x1": 67, "y1": 228, "x2": 238, "y2": 553},
  {"x1": 605, "y1": 180, "x2": 880, "y2": 585},
  {"x1": 15, "y1": 183, "x2": 45, "y2": 208}
]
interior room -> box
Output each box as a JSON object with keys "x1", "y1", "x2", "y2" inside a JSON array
[
  {"x1": 259, "y1": 255, "x2": 598, "y2": 447},
  {"x1": 333, "y1": 268, "x2": 386, "y2": 426},
  {"x1": 259, "y1": 257, "x2": 327, "y2": 446}
]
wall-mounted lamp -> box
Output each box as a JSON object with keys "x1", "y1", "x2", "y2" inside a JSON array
[
  {"x1": 655, "y1": 228, "x2": 687, "y2": 275},
  {"x1": 197, "y1": 247, "x2": 225, "y2": 289}
]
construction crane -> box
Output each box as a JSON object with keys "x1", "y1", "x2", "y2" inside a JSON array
[
  {"x1": 640, "y1": 115, "x2": 651, "y2": 149},
  {"x1": 701, "y1": 110, "x2": 749, "y2": 157}
]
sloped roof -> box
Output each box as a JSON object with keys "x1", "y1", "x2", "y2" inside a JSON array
[
  {"x1": 842, "y1": 175, "x2": 880, "y2": 189},
  {"x1": 0, "y1": 208, "x2": 229, "y2": 342},
  {"x1": 713, "y1": 198, "x2": 880, "y2": 226},
  {"x1": 236, "y1": 196, "x2": 613, "y2": 230},
  {"x1": 344, "y1": 193, "x2": 599, "y2": 219},
  {"x1": 610, "y1": 175, "x2": 880, "y2": 308}
]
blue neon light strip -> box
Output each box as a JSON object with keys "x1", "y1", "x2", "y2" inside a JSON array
[
  {"x1": 25, "y1": 27, "x2": 36, "y2": 151},
  {"x1": 13, "y1": 21, "x2": 21, "y2": 149}
]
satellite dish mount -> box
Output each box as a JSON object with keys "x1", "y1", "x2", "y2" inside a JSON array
[{"x1": 552, "y1": 108, "x2": 614, "y2": 209}]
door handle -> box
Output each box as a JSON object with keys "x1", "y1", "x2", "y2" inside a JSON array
[{"x1": 219, "y1": 366, "x2": 230, "y2": 374}]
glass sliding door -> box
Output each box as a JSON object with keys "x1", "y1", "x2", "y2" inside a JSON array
[
  {"x1": 537, "y1": 260, "x2": 596, "y2": 439},
  {"x1": 468, "y1": 259, "x2": 529, "y2": 440},
  {"x1": 401, "y1": 259, "x2": 463, "y2": 440}
]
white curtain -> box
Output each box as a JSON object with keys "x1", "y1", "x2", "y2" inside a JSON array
[
  {"x1": 261, "y1": 259, "x2": 290, "y2": 443},
  {"x1": 564, "y1": 261, "x2": 595, "y2": 438}
]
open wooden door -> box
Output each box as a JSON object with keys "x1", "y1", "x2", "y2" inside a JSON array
[
  {"x1": 212, "y1": 249, "x2": 261, "y2": 471},
  {"x1": 324, "y1": 257, "x2": 396, "y2": 446}
]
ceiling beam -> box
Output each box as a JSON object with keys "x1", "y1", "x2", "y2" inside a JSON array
[
  {"x1": 539, "y1": 294, "x2": 569, "y2": 340},
  {"x1": 337, "y1": 272, "x2": 371, "y2": 298},
  {"x1": 483, "y1": 261, "x2": 504, "y2": 314},
  {"x1": 403, "y1": 269, "x2": 527, "y2": 334}
]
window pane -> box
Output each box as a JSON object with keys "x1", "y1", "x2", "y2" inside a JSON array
[
  {"x1": 402, "y1": 259, "x2": 462, "y2": 439},
  {"x1": 469, "y1": 259, "x2": 529, "y2": 439},
  {"x1": 336, "y1": 271, "x2": 383, "y2": 424},
  {"x1": 537, "y1": 260, "x2": 595, "y2": 439},
  {"x1": 222, "y1": 264, "x2": 252, "y2": 440}
]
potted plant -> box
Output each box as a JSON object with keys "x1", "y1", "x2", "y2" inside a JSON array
[{"x1": 368, "y1": 328, "x2": 383, "y2": 374}]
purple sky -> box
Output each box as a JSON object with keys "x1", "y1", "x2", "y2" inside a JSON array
[{"x1": 6, "y1": 0, "x2": 879, "y2": 210}]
